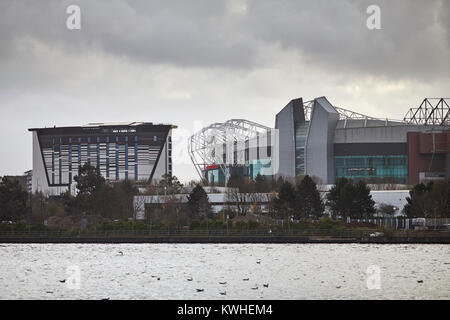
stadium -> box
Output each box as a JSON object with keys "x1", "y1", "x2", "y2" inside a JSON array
[{"x1": 189, "y1": 97, "x2": 450, "y2": 185}]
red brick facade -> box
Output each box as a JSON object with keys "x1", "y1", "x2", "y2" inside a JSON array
[{"x1": 407, "y1": 131, "x2": 450, "y2": 184}]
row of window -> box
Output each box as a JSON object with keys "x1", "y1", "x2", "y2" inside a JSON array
[
  {"x1": 334, "y1": 155, "x2": 408, "y2": 183},
  {"x1": 41, "y1": 134, "x2": 168, "y2": 185}
]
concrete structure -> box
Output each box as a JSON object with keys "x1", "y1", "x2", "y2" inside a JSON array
[
  {"x1": 190, "y1": 97, "x2": 450, "y2": 185},
  {"x1": 29, "y1": 122, "x2": 176, "y2": 195}
]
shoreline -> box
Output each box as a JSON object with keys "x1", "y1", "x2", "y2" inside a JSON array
[{"x1": 1, "y1": 236, "x2": 449, "y2": 244}]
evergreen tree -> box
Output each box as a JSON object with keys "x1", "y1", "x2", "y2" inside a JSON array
[
  {"x1": 353, "y1": 180, "x2": 376, "y2": 219},
  {"x1": 272, "y1": 180, "x2": 295, "y2": 219},
  {"x1": 74, "y1": 163, "x2": 105, "y2": 196},
  {"x1": 158, "y1": 174, "x2": 183, "y2": 194},
  {"x1": 326, "y1": 178, "x2": 375, "y2": 219},
  {"x1": 0, "y1": 176, "x2": 28, "y2": 221},
  {"x1": 73, "y1": 163, "x2": 105, "y2": 214},
  {"x1": 404, "y1": 180, "x2": 450, "y2": 218},
  {"x1": 403, "y1": 182, "x2": 432, "y2": 217},
  {"x1": 428, "y1": 180, "x2": 450, "y2": 218},
  {"x1": 187, "y1": 184, "x2": 211, "y2": 219},
  {"x1": 294, "y1": 175, "x2": 324, "y2": 219},
  {"x1": 326, "y1": 178, "x2": 350, "y2": 218}
]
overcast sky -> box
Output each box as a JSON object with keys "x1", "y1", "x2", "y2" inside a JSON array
[{"x1": 0, "y1": 0, "x2": 449, "y2": 182}]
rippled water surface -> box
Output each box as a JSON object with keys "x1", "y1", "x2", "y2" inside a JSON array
[{"x1": 0, "y1": 243, "x2": 449, "y2": 299}]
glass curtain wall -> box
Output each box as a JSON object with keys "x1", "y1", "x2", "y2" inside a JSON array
[
  {"x1": 295, "y1": 122, "x2": 310, "y2": 176},
  {"x1": 334, "y1": 155, "x2": 408, "y2": 183}
]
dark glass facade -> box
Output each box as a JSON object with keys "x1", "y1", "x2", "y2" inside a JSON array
[
  {"x1": 334, "y1": 155, "x2": 408, "y2": 183},
  {"x1": 207, "y1": 168, "x2": 226, "y2": 185},
  {"x1": 295, "y1": 121, "x2": 309, "y2": 176}
]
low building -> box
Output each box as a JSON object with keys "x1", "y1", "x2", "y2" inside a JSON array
[
  {"x1": 134, "y1": 188, "x2": 273, "y2": 220},
  {"x1": 3, "y1": 170, "x2": 32, "y2": 193},
  {"x1": 134, "y1": 189, "x2": 410, "y2": 220}
]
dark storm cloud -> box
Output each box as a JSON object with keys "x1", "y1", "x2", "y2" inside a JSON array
[
  {"x1": 1, "y1": 0, "x2": 449, "y2": 179},
  {"x1": 0, "y1": 0, "x2": 448, "y2": 80},
  {"x1": 0, "y1": 0, "x2": 258, "y2": 69},
  {"x1": 241, "y1": 0, "x2": 449, "y2": 79}
]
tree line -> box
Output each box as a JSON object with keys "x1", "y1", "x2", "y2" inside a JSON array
[{"x1": 1, "y1": 162, "x2": 449, "y2": 226}]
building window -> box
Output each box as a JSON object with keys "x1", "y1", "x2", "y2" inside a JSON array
[
  {"x1": 294, "y1": 122, "x2": 309, "y2": 176},
  {"x1": 334, "y1": 155, "x2": 408, "y2": 184}
]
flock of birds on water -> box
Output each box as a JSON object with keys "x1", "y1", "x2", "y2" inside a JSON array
[
  {"x1": 50, "y1": 251, "x2": 271, "y2": 298},
  {"x1": 49, "y1": 250, "x2": 429, "y2": 298}
]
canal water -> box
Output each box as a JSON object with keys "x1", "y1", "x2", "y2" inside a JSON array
[{"x1": 0, "y1": 243, "x2": 448, "y2": 299}]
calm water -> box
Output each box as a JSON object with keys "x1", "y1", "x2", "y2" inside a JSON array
[{"x1": 0, "y1": 243, "x2": 449, "y2": 300}]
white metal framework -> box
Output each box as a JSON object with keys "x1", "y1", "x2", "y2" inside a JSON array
[
  {"x1": 303, "y1": 100, "x2": 314, "y2": 121},
  {"x1": 403, "y1": 98, "x2": 450, "y2": 126},
  {"x1": 188, "y1": 119, "x2": 272, "y2": 181},
  {"x1": 303, "y1": 99, "x2": 406, "y2": 126}
]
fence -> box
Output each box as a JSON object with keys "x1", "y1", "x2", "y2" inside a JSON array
[
  {"x1": 345, "y1": 217, "x2": 450, "y2": 230},
  {"x1": 0, "y1": 228, "x2": 376, "y2": 239}
]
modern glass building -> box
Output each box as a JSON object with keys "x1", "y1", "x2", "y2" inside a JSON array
[
  {"x1": 29, "y1": 122, "x2": 176, "y2": 195},
  {"x1": 275, "y1": 97, "x2": 450, "y2": 184}
]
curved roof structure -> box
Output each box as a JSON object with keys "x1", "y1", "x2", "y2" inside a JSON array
[{"x1": 188, "y1": 119, "x2": 272, "y2": 180}]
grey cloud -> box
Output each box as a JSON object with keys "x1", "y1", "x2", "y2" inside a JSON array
[
  {"x1": 240, "y1": 0, "x2": 449, "y2": 80},
  {"x1": 0, "y1": 0, "x2": 259, "y2": 69},
  {"x1": 1, "y1": 0, "x2": 448, "y2": 81}
]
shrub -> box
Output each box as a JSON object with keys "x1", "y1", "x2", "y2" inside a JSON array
[
  {"x1": 30, "y1": 224, "x2": 48, "y2": 232},
  {"x1": 189, "y1": 219, "x2": 202, "y2": 230},
  {"x1": 234, "y1": 221, "x2": 247, "y2": 230},
  {"x1": 0, "y1": 223, "x2": 11, "y2": 231},
  {"x1": 248, "y1": 220, "x2": 259, "y2": 230},
  {"x1": 212, "y1": 220, "x2": 226, "y2": 229},
  {"x1": 316, "y1": 216, "x2": 341, "y2": 230},
  {"x1": 13, "y1": 222, "x2": 28, "y2": 232},
  {"x1": 291, "y1": 218, "x2": 312, "y2": 229}
]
